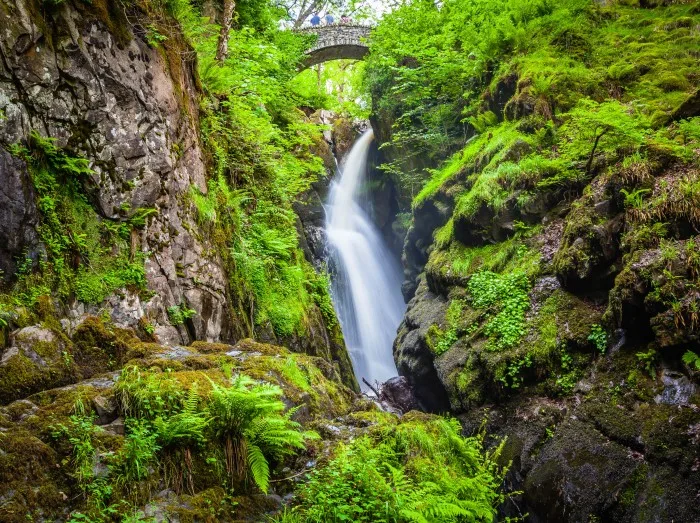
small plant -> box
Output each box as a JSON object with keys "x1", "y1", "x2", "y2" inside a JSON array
[
  {"x1": 51, "y1": 399, "x2": 100, "y2": 491},
  {"x1": 588, "y1": 324, "x2": 607, "y2": 354},
  {"x1": 555, "y1": 350, "x2": 578, "y2": 395},
  {"x1": 429, "y1": 299, "x2": 465, "y2": 356},
  {"x1": 636, "y1": 349, "x2": 658, "y2": 377},
  {"x1": 145, "y1": 24, "x2": 167, "y2": 47},
  {"x1": 467, "y1": 270, "x2": 531, "y2": 351},
  {"x1": 620, "y1": 187, "x2": 651, "y2": 209},
  {"x1": 167, "y1": 304, "x2": 197, "y2": 326},
  {"x1": 498, "y1": 354, "x2": 533, "y2": 389},
  {"x1": 682, "y1": 350, "x2": 700, "y2": 371},
  {"x1": 207, "y1": 375, "x2": 311, "y2": 493},
  {"x1": 114, "y1": 419, "x2": 160, "y2": 486},
  {"x1": 128, "y1": 207, "x2": 159, "y2": 229},
  {"x1": 0, "y1": 304, "x2": 12, "y2": 328}
]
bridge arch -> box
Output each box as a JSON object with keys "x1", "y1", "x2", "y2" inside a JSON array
[{"x1": 294, "y1": 25, "x2": 371, "y2": 70}]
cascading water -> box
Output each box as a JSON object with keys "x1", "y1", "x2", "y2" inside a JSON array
[{"x1": 325, "y1": 129, "x2": 405, "y2": 390}]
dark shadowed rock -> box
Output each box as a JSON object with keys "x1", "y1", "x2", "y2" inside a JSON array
[
  {"x1": 0, "y1": 149, "x2": 41, "y2": 281},
  {"x1": 377, "y1": 376, "x2": 421, "y2": 414}
]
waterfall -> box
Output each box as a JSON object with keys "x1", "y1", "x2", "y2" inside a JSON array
[{"x1": 325, "y1": 129, "x2": 405, "y2": 390}]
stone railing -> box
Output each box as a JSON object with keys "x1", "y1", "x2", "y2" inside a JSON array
[{"x1": 293, "y1": 25, "x2": 372, "y2": 68}]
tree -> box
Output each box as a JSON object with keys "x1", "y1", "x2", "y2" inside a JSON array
[
  {"x1": 216, "y1": 0, "x2": 237, "y2": 62},
  {"x1": 275, "y1": 0, "x2": 375, "y2": 28}
]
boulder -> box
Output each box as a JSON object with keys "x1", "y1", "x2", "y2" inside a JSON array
[{"x1": 0, "y1": 326, "x2": 74, "y2": 405}]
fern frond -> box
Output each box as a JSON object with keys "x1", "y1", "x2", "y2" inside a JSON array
[{"x1": 246, "y1": 443, "x2": 270, "y2": 493}]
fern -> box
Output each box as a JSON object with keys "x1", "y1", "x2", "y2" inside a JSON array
[
  {"x1": 246, "y1": 443, "x2": 270, "y2": 493},
  {"x1": 207, "y1": 375, "x2": 308, "y2": 493}
]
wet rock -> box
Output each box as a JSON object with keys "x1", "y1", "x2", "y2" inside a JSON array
[
  {"x1": 393, "y1": 277, "x2": 451, "y2": 412},
  {"x1": 377, "y1": 376, "x2": 421, "y2": 414},
  {"x1": 524, "y1": 418, "x2": 640, "y2": 522},
  {"x1": 654, "y1": 368, "x2": 696, "y2": 406}
]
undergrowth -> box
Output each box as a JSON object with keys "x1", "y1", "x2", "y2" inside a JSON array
[{"x1": 282, "y1": 413, "x2": 509, "y2": 523}]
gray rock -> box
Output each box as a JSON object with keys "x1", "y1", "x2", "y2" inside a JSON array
[
  {"x1": 654, "y1": 368, "x2": 696, "y2": 406},
  {"x1": 0, "y1": 149, "x2": 41, "y2": 282},
  {"x1": 93, "y1": 395, "x2": 117, "y2": 425},
  {"x1": 103, "y1": 417, "x2": 125, "y2": 436}
]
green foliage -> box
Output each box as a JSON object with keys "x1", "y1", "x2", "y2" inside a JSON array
[
  {"x1": 560, "y1": 99, "x2": 647, "y2": 172},
  {"x1": 428, "y1": 299, "x2": 464, "y2": 356},
  {"x1": 51, "y1": 399, "x2": 100, "y2": 492},
  {"x1": 467, "y1": 270, "x2": 531, "y2": 351},
  {"x1": 587, "y1": 324, "x2": 607, "y2": 354},
  {"x1": 682, "y1": 350, "x2": 700, "y2": 371},
  {"x1": 555, "y1": 350, "x2": 577, "y2": 395},
  {"x1": 2, "y1": 133, "x2": 147, "y2": 309},
  {"x1": 115, "y1": 366, "x2": 190, "y2": 420},
  {"x1": 145, "y1": 24, "x2": 167, "y2": 47},
  {"x1": 288, "y1": 414, "x2": 507, "y2": 522},
  {"x1": 167, "y1": 303, "x2": 197, "y2": 326},
  {"x1": 636, "y1": 349, "x2": 658, "y2": 378},
  {"x1": 620, "y1": 188, "x2": 651, "y2": 209},
  {"x1": 116, "y1": 366, "x2": 310, "y2": 495},
  {"x1": 161, "y1": 0, "x2": 338, "y2": 339},
  {"x1": 114, "y1": 419, "x2": 161, "y2": 485},
  {"x1": 207, "y1": 375, "x2": 310, "y2": 493},
  {"x1": 498, "y1": 354, "x2": 533, "y2": 389},
  {"x1": 368, "y1": 0, "x2": 699, "y2": 211}
]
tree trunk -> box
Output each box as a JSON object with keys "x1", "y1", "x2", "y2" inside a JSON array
[{"x1": 215, "y1": 0, "x2": 236, "y2": 63}]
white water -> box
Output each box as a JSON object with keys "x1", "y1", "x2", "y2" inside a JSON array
[{"x1": 325, "y1": 129, "x2": 405, "y2": 390}]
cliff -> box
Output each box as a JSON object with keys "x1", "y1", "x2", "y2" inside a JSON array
[{"x1": 366, "y1": 0, "x2": 700, "y2": 520}]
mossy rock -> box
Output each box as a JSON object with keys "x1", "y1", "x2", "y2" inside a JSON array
[
  {"x1": 553, "y1": 177, "x2": 624, "y2": 288},
  {"x1": 524, "y1": 418, "x2": 642, "y2": 522},
  {"x1": 0, "y1": 326, "x2": 76, "y2": 405},
  {"x1": 71, "y1": 316, "x2": 142, "y2": 378}
]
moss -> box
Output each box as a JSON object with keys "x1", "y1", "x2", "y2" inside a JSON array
[
  {"x1": 0, "y1": 429, "x2": 65, "y2": 523},
  {"x1": 72, "y1": 316, "x2": 142, "y2": 378},
  {"x1": 0, "y1": 345, "x2": 74, "y2": 406},
  {"x1": 123, "y1": 341, "x2": 167, "y2": 362},
  {"x1": 190, "y1": 341, "x2": 235, "y2": 354}
]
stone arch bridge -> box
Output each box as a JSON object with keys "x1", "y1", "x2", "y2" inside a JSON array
[{"x1": 294, "y1": 25, "x2": 372, "y2": 70}]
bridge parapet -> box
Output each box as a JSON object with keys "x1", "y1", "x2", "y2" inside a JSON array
[{"x1": 293, "y1": 25, "x2": 372, "y2": 69}]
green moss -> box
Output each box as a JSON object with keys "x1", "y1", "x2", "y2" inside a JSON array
[
  {"x1": 2, "y1": 135, "x2": 148, "y2": 312},
  {"x1": 426, "y1": 226, "x2": 541, "y2": 285}
]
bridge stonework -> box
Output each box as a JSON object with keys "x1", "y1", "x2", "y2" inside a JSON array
[{"x1": 294, "y1": 25, "x2": 371, "y2": 69}]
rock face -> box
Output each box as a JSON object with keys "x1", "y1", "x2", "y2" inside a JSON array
[
  {"x1": 0, "y1": 0, "x2": 228, "y2": 344},
  {"x1": 0, "y1": 0, "x2": 353, "y2": 393},
  {"x1": 377, "y1": 69, "x2": 700, "y2": 523},
  {"x1": 0, "y1": 149, "x2": 41, "y2": 279}
]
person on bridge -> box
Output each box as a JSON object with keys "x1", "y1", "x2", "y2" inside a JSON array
[
  {"x1": 324, "y1": 13, "x2": 335, "y2": 25},
  {"x1": 310, "y1": 13, "x2": 321, "y2": 26},
  {"x1": 340, "y1": 14, "x2": 351, "y2": 24}
]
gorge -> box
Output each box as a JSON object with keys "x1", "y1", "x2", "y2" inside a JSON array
[{"x1": 0, "y1": 0, "x2": 698, "y2": 522}]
